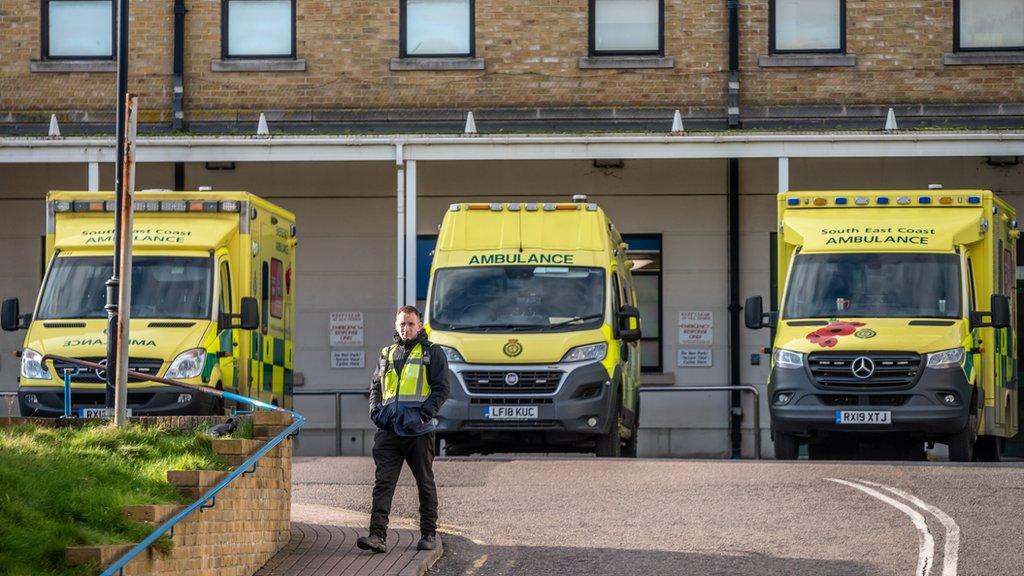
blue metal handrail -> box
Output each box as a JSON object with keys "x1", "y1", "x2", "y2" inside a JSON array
[{"x1": 40, "y1": 354, "x2": 305, "y2": 576}]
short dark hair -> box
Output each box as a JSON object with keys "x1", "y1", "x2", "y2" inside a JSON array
[{"x1": 396, "y1": 305, "x2": 421, "y2": 318}]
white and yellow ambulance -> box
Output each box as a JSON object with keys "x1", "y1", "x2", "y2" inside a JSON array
[
  {"x1": 746, "y1": 189, "x2": 1017, "y2": 461},
  {"x1": 425, "y1": 197, "x2": 642, "y2": 457},
  {"x1": 2, "y1": 190, "x2": 296, "y2": 416}
]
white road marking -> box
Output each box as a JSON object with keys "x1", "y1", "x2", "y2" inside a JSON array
[
  {"x1": 828, "y1": 478, "x2": 935, "y2": 576},
  {"x1": 858, "y1": 480, "x2": 960, "y2": 576},
  {"x1": 462, "y1": 554, "x2": 489, "y2": 576}
]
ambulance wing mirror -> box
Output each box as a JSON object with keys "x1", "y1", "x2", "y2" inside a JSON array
[
  {"x1": 616, "y1": 305, "x2": 642, "y2": 343},
  {"x1": 973, "y1": 294, "x2": 1011, "y2": 329},
  {"x1": 220, "y1": 297, "x2": 260, "y2": 331},
  {"x1": 744, "y1": 296, "x2": 776, "y2": 330},
  {"x1": 1, "y1": 298, "x2": 30, "y2": 331}
]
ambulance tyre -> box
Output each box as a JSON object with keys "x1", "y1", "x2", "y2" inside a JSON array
[
  {"x1": 947, "y1": 412, "x2": 977, "y2": 463},
  {"x1": 773, "y1": 431, "x2": 799, "y2": 460},
  {"x1": 595, "y1": 396, "x2": 623, "y2": 458},
  {"x1": 975, "y1": 435, "x2": 1004, "y2": 462},
  {"x1": 621, "y1": 395, "x2": 640, "y2": 458}
]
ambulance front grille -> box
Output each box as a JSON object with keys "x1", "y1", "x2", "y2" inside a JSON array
[
  {"x1": 51, "y1": 357, "x2": 164, "y2": 383},
  {"x1": 461, "y1": 370, "x2": 562, "y2": 394},
  {"x1": 808, "y1": 353, "x2": 922, "y2": 388}
]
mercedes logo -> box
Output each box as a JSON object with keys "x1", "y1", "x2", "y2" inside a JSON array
[
  {"x1": 851, "y1": 356, "x2": 875, "y2": 379},
  {"x1": 94, "y1": 359, "x2": 108, "y2": 381},
  {"x1": 504, "y1": 372, "x2": 519, "y2": 386}
]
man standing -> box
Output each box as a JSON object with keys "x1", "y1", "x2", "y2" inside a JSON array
[{"x1": 357, "y1": 305, "x2": 450, "y2": 553}]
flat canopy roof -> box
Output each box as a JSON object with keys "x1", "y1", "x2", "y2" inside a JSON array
[{"x1": 1, "y1": 131, "x2": 1023, "y2": 163}]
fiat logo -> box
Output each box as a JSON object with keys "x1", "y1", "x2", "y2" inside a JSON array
[
  {"x1": 851, "y1": 356, "x2": 875, "y2": 379},
  {"x1": 94, "y1": 359, "x2": 108, "y2": 381},
  {"x1": 504, "y1": 372, "x2": 519, "y2": 386}
]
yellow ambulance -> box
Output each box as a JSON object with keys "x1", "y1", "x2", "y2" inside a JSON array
[
  {"x1": 746, "y1": 189, "x2": 1017, "y2": 461},
  {"x1": 425, "y1": 197, "x2": 642, "y2": 457},
  {"x1": 2, "y1": 190, "x2": 296, "y2": 416}
]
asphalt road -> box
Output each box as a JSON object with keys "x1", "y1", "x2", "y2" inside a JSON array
[{"x1": 292, "y1": 456, "x2": 1024, "y2": 576}]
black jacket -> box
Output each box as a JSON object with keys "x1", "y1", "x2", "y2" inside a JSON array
[{"x1": 369, "y1": 330, "x2": 450, "y2": 421}]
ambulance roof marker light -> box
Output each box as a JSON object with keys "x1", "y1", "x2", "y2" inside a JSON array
[
  {"x1": 525, "y1": 203, "x2": 539, "y2": 212},
  {"x1": 586, "y1": 203, "x2": 598, "y2": 211},
  {"x1": 876, "y1": 197, "x2": 890, "y2": 205},
  {"x1": 928, "y1": 184, "x2": 943, "y2": 190},
  {"x1": 53, "y1": 200, "x2": 73, "y2": 213},
  {"x1": 813, "y1": 197, "x2": 827, "y2": 206},
  {"x1": 449, "y1": 204, "x2": 460, "y2": 211},
  {"x1": 939, "y1": 197, "x2": 954, "y2": 205},
  {"x1": 543, "y1": 203, "x2": 556, "y2": 211},
  {"x1": 968, "y1": 196, "x2": 981, "y2": 204},
  {"x1": 787, "y1": 197, "x2": 799, "y2": 206},
  {"x1": 835, "y1": 197, "x2": 848, "y2": 206},
  {"x1": 572, "y1": 194, "x2": 588, "y2": 203},
  {"x1": 897, "y1": 196, "x2": 911, "y2": 205},
  {"x1": 855, "y1": 197, "x2": 870, "y2": 205},
  {"x1": 507, "y1": 203, "x2": 520, "y2": 211},
  {"x1": 919, "y1": 196, "x2": 932, "y2": 204},
  {"x1": 489, "y1": 203, "x2": 502, "y2": 211},
  {"x1": 467, "y1": 203, "x2": 490, "y2": 210}
]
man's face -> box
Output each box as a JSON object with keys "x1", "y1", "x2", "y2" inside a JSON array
[{"x1": 396, "y1": 311, "x2": 422, "y2": 341}]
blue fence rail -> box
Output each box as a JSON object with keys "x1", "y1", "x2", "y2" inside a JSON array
[{"x1": 40, "y1": 354, "x2": 305, "y2": 576}]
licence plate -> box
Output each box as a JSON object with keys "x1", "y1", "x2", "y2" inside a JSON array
[
  {"x1": 484, "y1": 406, "x2": 538, "y2": 420},
  {"x1": 79, "y1": 408, "x2": 133, "y2": 418},
  {"x1": 835, "y1": 410, "x2": 891, "y2": 425}
]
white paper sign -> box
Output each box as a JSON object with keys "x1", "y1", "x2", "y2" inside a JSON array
[
  {"x1": 330, "y1": 312, "x2": 364, "y2": 347},
  {"x1": 677, "y1": 348, "x2": 713, "y2": 367},
  {"x1": 678, "y1": 311, "x2": 713, "y2": 346},
  {"x1": 331, "y1": 350, "x2": 365, "y2": 369}
]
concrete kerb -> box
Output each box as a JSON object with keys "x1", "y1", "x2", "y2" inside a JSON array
[{"x1": 399, "y1": 543, "x2": 444, "y2": 576}]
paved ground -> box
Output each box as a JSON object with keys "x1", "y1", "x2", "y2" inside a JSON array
[
  {"x1": 292, "y1": 455, "x2": 1024, "y2": 576},
  {"x1": 256, "y1": 504, "x2": 442, "y2": 576}
]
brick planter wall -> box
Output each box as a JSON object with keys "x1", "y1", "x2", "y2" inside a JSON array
[{"x1": 62, "y1": 412, "x2": 294, "y2": 576}]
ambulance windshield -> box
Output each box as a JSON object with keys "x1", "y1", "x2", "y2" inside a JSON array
[
  {"x1": 430, "y1": 266, "x2": 605, "y2": 331},
  {"x1": 37, "y1": 255, "x2": 213, "y2": 319},
  {"x1": 783, "y1": 253, "x2": 962, "y2": 319}
]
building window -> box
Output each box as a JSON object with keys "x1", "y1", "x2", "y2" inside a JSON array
[
  {"x1": 401, "y1": 0, "x2": 474, "y2": 58},
  {"x1": 589, "y1": 0, "x2": 663, "y2": 56},
  {"x1": 770, "y1": 0, "x2": 845, "y2": 53},
  {"x1": 42, "y1": 0, "x2": 115, "y2": 59},
  {"x1": 955, "y1": 0, "x2": 1024, "y2": 51},
  {"x1": 623, "y1": 235, "x2": 662, "y2": 373},
  {"x1": 223, "y1": 0, "x2": 295, "y2": 59}
]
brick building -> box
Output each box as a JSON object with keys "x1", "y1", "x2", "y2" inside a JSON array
[{"x1": 1, "y1": 0, "x2": 1023, "y2": 457}]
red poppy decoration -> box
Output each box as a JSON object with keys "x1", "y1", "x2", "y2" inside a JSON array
[{"x1": 806, "y1": 321, "x2": 866, "y2": 348}]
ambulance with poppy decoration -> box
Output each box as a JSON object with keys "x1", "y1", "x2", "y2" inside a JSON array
[
  {"x1": 3, "y1": 190, "x2": 296, "y2": 416},
  {"x1": 424, "y1": 197, "x2": 642, "y2": 457},
  {"x1": 746, "y1": 190, "x2": 1018, "y2": 462}
]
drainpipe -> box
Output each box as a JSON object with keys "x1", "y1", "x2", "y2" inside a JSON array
[
  {"x1": 172, "y1": 0, "x2": 186, "y2": 131},
  {"x1": 727, "y1": 0, "x2": 742, "y2": 457}
]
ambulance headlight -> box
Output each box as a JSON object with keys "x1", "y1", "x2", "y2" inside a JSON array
[
  {"x1": 926, "y1": 347, "x2": 964, "y2": 369},
  {"x1": 561, "y1": 342, "x2": 607, "y2": 363},
  {"x1": 21, "y1": 348, "x2": 52, "y2": 380},
  {"x1": 439, "y1": 346, "x2": 465, "y2": 363},
  {"x1": 772, "y1": 348, "x2": 805, "y2": 369},
  {"x1": 165, "y1": 348, "x2": 207, "y2": 379}
]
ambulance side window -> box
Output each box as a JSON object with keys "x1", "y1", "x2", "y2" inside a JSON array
[
  {"x1": 219, "y1": 261, "x2": 232, "y2": 317},
  {"x1": 967, "y1": 257, "x2": 976, "y2": 314},
  {"x1": 612, "y1": 273, "x2": 622, "y2": 312},
  {"x1": 261, "y1": 261, "x2": 269, "y2": 334}
]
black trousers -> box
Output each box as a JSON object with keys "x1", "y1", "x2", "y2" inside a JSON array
[{"x1": 369, "y1": 429, "x2": 438, "y2": 537}]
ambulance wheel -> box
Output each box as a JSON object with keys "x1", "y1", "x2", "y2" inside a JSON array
[
  {"x1": 975, "y1": 435, "x2": 1004, "y2": 462},
  {"x1": 595, "y1": 417, "x2": 622, "y2": 458},
  {"x1": 773, "y1": 432, "x2": 799, "y2": 460},
  {"x1": 947, "y1": 413, "x2": 977, "y2": 462}
]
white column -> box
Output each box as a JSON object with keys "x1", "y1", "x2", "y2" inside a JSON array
[
  {"x1": 404, "y1": 160, "x2": 417, "y2": 307},
  {"x1": 778, "y1": 157, "x2": 789, "y2": 193},
  {"x1": 396, "y1": 162, "x2": 406, "y2": 310},
  {"x1": 88, "y1": 162, "x2": 100, "y2": 191}
]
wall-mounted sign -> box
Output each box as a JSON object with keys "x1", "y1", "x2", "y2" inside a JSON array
[
  {"x1": 331, "y1": 350, "x2": 365, "y2": 369},
  {"x1": 677, "y1": 348, "x2": 712, "y2": 368},
  {"x1": 330, "y1": 312, "x2": 364, "y2": 347},
  {"x1": 678, "y1": 311, "x2": 713, "y2": 346}
]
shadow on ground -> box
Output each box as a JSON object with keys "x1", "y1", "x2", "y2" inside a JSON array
[{"x1": 428, "y1": 534, "x2": 874, "y2": 576}]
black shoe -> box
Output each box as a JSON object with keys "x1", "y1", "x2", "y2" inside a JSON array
[
  {"x1": 417, "y1": 533, "x2": 439, "y2": 551},
  {"x1": 357, "y1": 533, "x2": 387, "y2": 553}
]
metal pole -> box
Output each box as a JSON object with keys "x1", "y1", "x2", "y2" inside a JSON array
[
  {"x1": 104, "y1": 0, "x2": 130, "y2": 415},
  {"x1": 404, "y1": 160, "x2": 417, "y2": 306},
  {"x1": 113, "y1": 94, "x2": 138, "y2": 427}
]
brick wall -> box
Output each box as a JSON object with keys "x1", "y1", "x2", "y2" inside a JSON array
[{"x1": 0, "y1": 1, "x2": 1021, "y2": 121}]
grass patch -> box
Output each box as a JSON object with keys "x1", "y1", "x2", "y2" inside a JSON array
[{"x1": 0, "y1": 421, "x2": 233, "y2": 576}]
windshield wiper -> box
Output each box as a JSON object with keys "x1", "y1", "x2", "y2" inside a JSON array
[
  {"x1": 544, "y1": 313, "x2": 604, "y2": 329},
  {"x1": 443, "y1": 322, "x2": 548, "y2": 332}
]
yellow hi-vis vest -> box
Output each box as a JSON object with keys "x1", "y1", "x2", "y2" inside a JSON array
[{"x1": 381, "y1": 343, "x2": 431, "y2": 404}]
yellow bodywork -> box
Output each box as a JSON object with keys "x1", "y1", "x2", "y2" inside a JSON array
[
  {"x1": 19, "y1": 191, "x2": 296, "y2": 411},
  {"x1": 776, "y1": 190, "x2": 1018, "y2": 438},
  {"x1": 425, "y1": 202, "x2": 640, "y2": 435}
]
